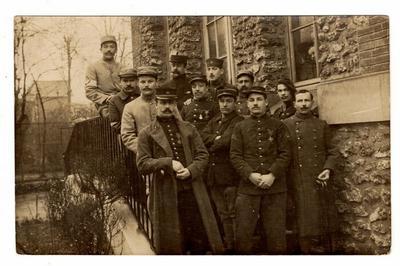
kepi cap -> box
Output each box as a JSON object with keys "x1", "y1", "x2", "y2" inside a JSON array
[
  {"x1": 206, "y1": 58, "x2": 224, "y2": 68},
  {"x1": 242, "y1": 86, "x2": 267, "y2": 98},
  {"x1": 188, "y1": 73, "x2": 207, "y2": 84},
  {"x1": 156, "y1": 84, "x2": 178, "y2": 99},
  {"x1": 217, "y1": 85, "x2": 238, "y2": 99},
  {"x1": 169, "y1": 54, "x2": 188, "y2": 64},
  {"x1": 137, "y1": 66, "x2": 158, "y2": 78},
  {"x1": 119, "y1": 68, "x2": 137, "y2": 78},
  {"x1": 100, "y1": 35, "x2": 117, "y2": 46},
  {"x1": 236, "y1": 70, "x2": 254, "y2": 81}
]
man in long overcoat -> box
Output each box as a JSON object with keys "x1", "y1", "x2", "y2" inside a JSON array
[
  {"x1": 136, "y1": 84, "x2": 224, "y2": 255},
  {"x1": 283, "y1": 89, "x2": 339, "y2": 254}
]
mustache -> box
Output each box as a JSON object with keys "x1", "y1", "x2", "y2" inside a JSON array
[{"x1": 162, "y1": 108, "x2": 172, "y2": 113}]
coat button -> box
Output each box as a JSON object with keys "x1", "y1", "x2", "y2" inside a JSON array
[
  {"x1": 212, "y1": 163, "x2": 215, "y2": 166},
  {"x1": 299, "y1": 164, "x2": 303, "y2": 168},
  {"x1": 260, "y1": 163, "x2": 264, "y2": 166},
  {"x1": 298, "y1": 146, "x2": 302, "y2": 150},
  {"x1": 314, "y1": 145, "x2": 318, "y2": 149},
  {"x1": 259, "y1": 155, "x2": 263, "y2": 158}
]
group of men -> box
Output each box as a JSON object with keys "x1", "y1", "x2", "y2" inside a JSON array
[{"x1": 85, "y1": 35, "x2": 339, "y2": 255}]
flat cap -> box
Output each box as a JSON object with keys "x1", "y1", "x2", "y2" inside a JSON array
[
  {"x1": 236, "y1": 70, "x2": 254, "y2": 81},
  {"x1": 170, "y1": 54, "x2": 188, "y2": 64},
  {"x1": 188, "y1": 73, "x2": 207, "y2": 84},
  {"x1": 242, "y1": 86, "x2": 267, "y2": 98},
  {"x1": 100, "y1": 35, "x2": 117, "y2": 46},
  {"x1": 119, "y1": 68, "x2": 137, "y2": 78},
  {"x1": 156, "y1": 84, "x2": 177, "y2": 99},
  {"x1": 206, "y1": 58, "x2": 224, "y2": 68},
  {"x1": 137, "y1": 66, "x2": 158, "y2": 78}
]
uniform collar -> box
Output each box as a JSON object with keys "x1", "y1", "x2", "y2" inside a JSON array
[
  {"x1": 220, "y1": 111, "x2": 238, "y2": 122},
  {"x1": 194, "y1": 97, "x2": 208, "y2": 102},
  {"x1": 250, "y1": 113, "x2": 268, "y2": 120},
  {"x1": 294, "y1": 111, "x2": 314, "y2": 120}
]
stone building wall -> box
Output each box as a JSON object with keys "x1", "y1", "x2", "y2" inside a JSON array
[
  {"x1": 231, "y1": 16, "x2": 290, "y2": 91},
  {"x1": 332, "y1": 122, "x2": 390, "y2": 254},
  {"x1": 130, "y1": 17, "x2": 169, "y2": 82},
  {"x1": 316, "y1": 15, "x2": 389, "y2": 80},
  {"x1": 167, "y1": 16, "x2": 203, "y2": 75}
]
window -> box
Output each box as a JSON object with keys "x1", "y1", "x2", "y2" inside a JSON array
[
  {"x1": 288, "y1": 16, "x2": 321, "y2": 85},
  {"x1": 203, "y1": 16, "x2": 235, "y2": 84}
]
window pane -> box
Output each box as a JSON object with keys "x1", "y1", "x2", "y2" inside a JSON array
[
  {"x1": 216, "y1": 18, "x2": 227, "y2": 57},
  {"x1": 220, "y1": 56, "x2": 229, "y2": 83},
  {"x1": 207, "y1": 16, "x2": 215, "y2": 23},
  {"x1": 207, "y1": 23, "x2": 217, "y2": 58},
  {"x1": 291, "y1": 16, "x2": 314, "y2": 29},
  {"x1": 292, "y1": 26, "x2": 317, "y2": 82}
]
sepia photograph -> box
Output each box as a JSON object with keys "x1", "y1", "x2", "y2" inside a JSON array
[{"x1": 11, "y1": 13, "x2": 391, "y2": 256}]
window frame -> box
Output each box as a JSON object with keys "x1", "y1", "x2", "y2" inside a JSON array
[
  {"x1": 203, "y1": 16, "x2": 235, "y2": 84},
  {"x1": 288, "y1": 16, "x2": 322, "y2": 87}
]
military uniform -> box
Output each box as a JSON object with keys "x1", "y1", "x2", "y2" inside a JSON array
[
  {"x1": 283, "y1": 112, "x2": 339, "y2": 241},
  {"x1": 181, "y1": 98, "x2": 219, "y2": 132},
  {"x1": 230, "y1": 87, "x2": 291, "y2": 254},
  {"x1": 85, "y1": 35, "x2": 122, "y2": 117},
  {"x1": 181, "y1": 74, "x2": 220, "y2": 131},
  {"x1": 236, "y1": 92, "x2": 250, "y2": 118},
  {"x1": 163, "y1": 55, "x2": 192, "y2": 110},
  {"x1": 109, "y1": 90, "x2": 139, "y2": 132},
  {"x1": 136, "y1": 84, "x2": 223, "y2": 255},
  {"x1": 272, "y1": 103, "x2": 297, "y2": 120},
  {"x1": 120, "y1": 66, "x2": 159, "y2": 153},
  {"x1": 109, "y1": 68, "x2": 140, "y2": 132},
  {"x1": 201, "y1": 87, "x2": 243, "y2": 251}
]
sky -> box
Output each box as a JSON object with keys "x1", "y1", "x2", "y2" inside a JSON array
[{"x1": 18, "y1": 16, "x2": 133, "y2": 104}]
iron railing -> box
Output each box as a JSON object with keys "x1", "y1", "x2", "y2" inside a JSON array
[{"x1": 63, "y1": 117, "x2": 154, "y2": 249}]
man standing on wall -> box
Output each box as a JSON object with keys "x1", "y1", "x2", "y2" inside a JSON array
[
  {"x1": 109, "y1": 68, "x2": 140, "y2": 132},
  {"x1": 283, "y1": 90, "x2": 339, "y2": 254},
  {"x1": 136, "y1": 84, "x2": 224, "y2": 255},
  {"x1": 85, "y1": 35, "x2": 122, "y2": 118},
  {"x1": 230, "y1": 86, "x2": 291, "y2": 254}
]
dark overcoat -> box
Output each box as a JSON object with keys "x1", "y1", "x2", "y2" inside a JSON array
[
  {"x1": 163, "y1": 76, "x2": 192, "y2": 110},
  {"x1": 283, "y1": 113, "x2": 339, "y2": 237},
  {"x1": 136, "y1": 119, "x2": 224, "y2": 254},
  {"x1": 230, "y1": 114, "x2": 291, "y2": 195},
  {"x1": 201, "y1": 112, "x2": 243, "y2": 186}
]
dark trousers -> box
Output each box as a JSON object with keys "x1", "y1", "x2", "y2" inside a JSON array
[
  {"x1": 235, "y1": 192, "x2": 287, "y2": 254},
  {"x1": 210, "y1": 186, "x2": 237, "y2": 251},
  {"x1": 178, "y1": 189, "x2": 210, "y2": 254}
]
